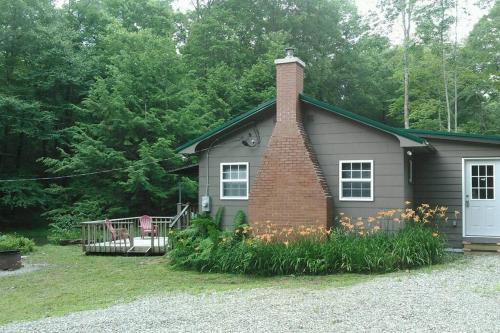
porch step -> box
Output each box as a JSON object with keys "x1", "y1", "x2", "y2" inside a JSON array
[
  {"x1": 463, "y1": 241, "x2": 500, "y2": 253},
  {"x1": 126, "y1": 246, "x2": 152, "y2": 255}
]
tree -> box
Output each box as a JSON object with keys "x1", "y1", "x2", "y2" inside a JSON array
[
  {"x1": 378, "y1": 0, "x2": 418, "y2": 129},
  {"x1": 416, "y1": 0, "x2": 456, "y2": 132}
]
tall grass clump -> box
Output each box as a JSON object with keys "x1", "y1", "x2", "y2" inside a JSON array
[{"x1": 169, "y1": 204, "x2": 448, "y2": 276}]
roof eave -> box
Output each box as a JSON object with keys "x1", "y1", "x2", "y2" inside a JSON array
[
  {"x1": 176, "y1": 99, "x2": 276, "y2": 154},
  {"x1": 406, "y1": 130, "x2": 500, "y2": 145}
]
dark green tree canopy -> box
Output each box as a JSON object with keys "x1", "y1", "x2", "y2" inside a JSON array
[{"x1": 0, "y1": 0, "x2": 497, "y2": 229}]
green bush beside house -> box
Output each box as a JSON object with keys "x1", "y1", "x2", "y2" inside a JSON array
[{"x1": 169, "y1": 206, "x2": 447, "y2": 276}]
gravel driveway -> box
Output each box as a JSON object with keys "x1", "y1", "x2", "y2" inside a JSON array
[{"x1": 1, "y1": 254, "x2": 499, "y2": 333}]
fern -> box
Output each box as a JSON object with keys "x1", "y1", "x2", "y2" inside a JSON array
[{"x1": 214, "y1": 206, "x2": 224, "y2": 228}]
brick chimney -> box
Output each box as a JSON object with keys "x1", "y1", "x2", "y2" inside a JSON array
[{"x1": 248, "y1": 49, "x2": 332, "y2": 229}]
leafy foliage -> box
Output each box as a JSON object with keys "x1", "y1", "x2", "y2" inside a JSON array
[
  {"x1": 0, "y1": 233, "x2": 35, "y2": 254},
  {"x1": 169, "y1": 216, "x2": 445, "y2": 276},
  {"x1": 0, "y1": 0, "x2": 497, "y2": 229},
  {"x1": 213, "y1": 207, "x2": 224, "y2": 229}
]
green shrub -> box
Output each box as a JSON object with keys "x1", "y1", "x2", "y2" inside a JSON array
[
  {"x1": 214, "y1": 207, "x2": 224, "y2": 228},
  {"x1": 233, "y1": 210, "x2": 246, "y2": 229},
  {"x1": 0, "y1": 233, "x2": 35, "y2": 254},
  {"x1": 169, "y1": 224, "x2": 445, "y2": 276},
  {"x1": 47, "y1": 224, "x2": 81, "y2": 244}
]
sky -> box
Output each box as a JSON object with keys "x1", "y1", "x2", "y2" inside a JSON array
[{"x1": 53, "y1": 0, "x2": 488, "y2": 44}]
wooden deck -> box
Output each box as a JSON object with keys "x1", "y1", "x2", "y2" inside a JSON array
[
  {"x1": 84, "y1": 237, "x2": 168, "y2": 255},
  {"x1": 81, "y1": 204, "x2": 193, "y2": 255}
]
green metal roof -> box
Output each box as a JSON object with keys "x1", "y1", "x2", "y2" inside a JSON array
[
  {"x1": 299, "y1": 94, "x2": 427, "y2": 144},
  {"x1": 176, "y1": 99, "x2": 276, "y2": 153},
  {"x1": 404, "y1": 129, "x2": 500, "y2": 143},
  {"x1": 179, "y1": 94, "x2": 500, "y2": 153}
]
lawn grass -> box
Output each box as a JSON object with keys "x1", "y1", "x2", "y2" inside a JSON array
[{"x1": 0, "y1": 244, "x2": 371, "y2": 325}]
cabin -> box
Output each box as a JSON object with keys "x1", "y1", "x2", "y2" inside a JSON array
[{"x1": 177, "y1": 49, "x2": 500, "y2": 250}]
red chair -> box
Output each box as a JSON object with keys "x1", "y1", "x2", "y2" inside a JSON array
[{"x1": 139, "y1": 215, "x2": 157, "y2": 239}]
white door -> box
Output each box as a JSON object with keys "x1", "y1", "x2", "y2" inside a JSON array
[{"x1": 464, "y1": 159, "x2": 500, "y2": 237}]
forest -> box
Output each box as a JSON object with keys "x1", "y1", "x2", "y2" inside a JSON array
[{"x1": 0, "y1": 0, "x2": 498, "y2": 234}]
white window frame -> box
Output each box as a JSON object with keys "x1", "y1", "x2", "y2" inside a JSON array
[
  {"x1": 469, "y1": 163, "x2": 495, "y2": 201},
  {"x1": 220, "y1": 162, "x2": 249, "y2": 200},
  {"x1": 339, "y1": 160, "x2": 374, "y2": 202}
]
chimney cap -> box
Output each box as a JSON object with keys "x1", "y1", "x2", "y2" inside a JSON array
[
  {"x1": 274, "y1": 47, "x2": 305, "y2": 67},
  {"x1": 285, "y1": 47, "x2": 295, "y2": 58}
]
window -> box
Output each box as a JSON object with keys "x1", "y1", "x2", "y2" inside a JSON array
[
  {"x1": 339, "y1": 160, "x2": 373, "y2": 201},
  {"x1": 220, "y1": 163, "x2": 249, "y2": 200},
  {"x1": 471, "y1": 164, "x2": 495, "y2": 200}
]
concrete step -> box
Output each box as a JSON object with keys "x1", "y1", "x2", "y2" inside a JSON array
[{"x1": 127, "y1": 246, "x2": 152, "y2": 255}]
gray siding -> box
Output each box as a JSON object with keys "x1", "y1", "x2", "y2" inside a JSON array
[
  {"x1": 414, "y1": 139, "x2": 500, "y2": 248},
  {"x1": 198, "y1": 112, "x2": 275, "y2": 228},
  {"x1": 304, "y1": 105, "x2": 406, "y2": 220},
  {"x1": 197, "y1": 104, "x2": 409, "y2": 228},
  {"x1": 196, "y1": 104, "x2": 500, "y2": 248}
]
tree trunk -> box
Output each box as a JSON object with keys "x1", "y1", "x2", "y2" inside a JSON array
[
  {"x1": 453, "y1": 0, "x2": 459, "y2": 132},
  {"x1": 402, "y1": 1, "x2": 411, "y2": 129},
  {"x1": 442, "y1": 47, "x2": 451, "y2": 132},
  {"x1": 440, "y1": 0, "x2": 451, "y2": 132}
]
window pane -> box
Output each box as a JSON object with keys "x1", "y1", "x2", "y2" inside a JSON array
[
  {"x1": 352, "y1": 171, "x2": 361, "y2": 178},
  {"x1": 472, "y1": 165, "x2": 478, "y2": 176},
  {"x1": 487, "y1": 165, "x2": 493, "y2": 176},
  {"x1": 479, "y1": 166, "x2": 486, "y2": 176},
  {"x1": 342, "y1": 181, "x2": 371, "y2": 198},
  {"x1": 487, "y1": 189, "x2": 494, "y2": 199},
  {"x1": 480, "y1": 177, "x2": 486, "y2": 187},
  {"x1": 239, "y1": 167, "x2": 247, "y2": 179},
  {"x1": 472, "y1": 177, "x2": 478, "y2": 187},
  {"x1": 362, "y1": 171, "x2": 371, "y2": 179},
  {"x1": 472, "y1": 189, "x2": 478, "y2": 199},
  {"x1": 342, "y1": 171, "x2": 351, "y2": 179},
  {"x1": 362, "y1": 163, "x2": 371, "y2": 170},
  {"x1": 487, "y1": 177, "x2": 493, "y2": 187},
  {"x1": 223, "y1": 182, "x2": 247, "y2": 197},
  {"x1": 480, "y1": 189, "x2": 486, "y2": 199},
  {"x1": 352, "y1": 189, "x2": 361, "y2": 197},
  {"x1": 230, "y1": 167, "x2": 238, "y2": 179},
  {"x1": 222, "y1": 165, "x2": 230, "y2": 179},
  {"x1": 342, "y1": 163, "x2": 351, "y2": 171},
  {"x1": 352, "y1": 163, "x2": 361, "y2": 170}
]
